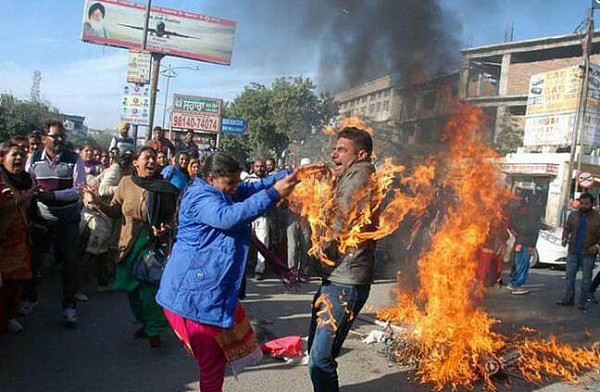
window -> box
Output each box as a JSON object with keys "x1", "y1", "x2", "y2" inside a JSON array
[
  {"x1": 369, "y1": 104, "x2": 375, "y2": 113},
  {"x1": 383, "y1": 101, "x2": 390, "y2": 111},
  {"x1": 360, "y1": 97, "x2": 365, "y2": 103},
  {"x1": 376, "y1": 102, "x2": 382, "y2": 112},
  {"x1": 422, "y1": 90, "x2": 436, "y2": 110},
  {"x1": 383, "y1": 89, "x2": 390, "y2": 97}
]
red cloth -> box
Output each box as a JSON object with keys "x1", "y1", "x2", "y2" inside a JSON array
[
  {"x1": 261, "y1": 335, "x2": 304, "y2": 358},
  {"x1": 477, "y1": 249, "x2": 502, "y2": 287}
]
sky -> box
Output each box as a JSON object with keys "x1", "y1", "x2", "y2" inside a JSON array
[{"x1": 0, "y1": 0, "x2": 595, "y2": 130}]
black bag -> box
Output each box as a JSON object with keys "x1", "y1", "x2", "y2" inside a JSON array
[{"x1": 132, "y1": 247, "x2": 167, "y2": 285}]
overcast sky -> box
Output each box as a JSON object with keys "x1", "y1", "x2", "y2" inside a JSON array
[{"x1": 0, "y1": 0, "x2": 594, "y2": 129}]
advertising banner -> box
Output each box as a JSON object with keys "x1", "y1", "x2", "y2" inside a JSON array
[
  {"x1": 127, "y1": 50, "x2": 151, "y2": 84},
  {"x1": 170, "y1": 94, "x2": 222, "y2": 133},
  {"x1": 120, "y1": 83, "x2": 150, "y2": 125},
  {"x1": 81, "y1": 0, "x2": 236, "y2": 65},
  {"x1": 524, "y1": 63, "x2": 600, "y2": 147}
]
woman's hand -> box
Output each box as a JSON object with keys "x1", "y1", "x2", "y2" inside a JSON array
[
  {"x1": 79, "y1": 184, "x2": 99, "y2": 207},
  {"x1": 152, "y1": 223, "x2": 171, "y2": 239}
]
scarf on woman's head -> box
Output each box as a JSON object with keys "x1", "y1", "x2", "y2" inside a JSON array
[
  {"x1": 131, "y1": 174, "x2": 179, "y2": 232},
  {"x1": 0, "y1": 165, "x2": 32, "y2": 191}
]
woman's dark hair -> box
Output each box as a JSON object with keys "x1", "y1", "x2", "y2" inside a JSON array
[
  {"x1": 88, "y1": 3, "x2": 106, "y2": 18},
  {"x1": 117, "y1": 153, "x2": 134, "y2": 170},
  {"x1": 0, "y1": 140, "x2": 25, "y2": 156},
  {"x1": 201, "y1": 152, "x2": 243, "y2": 179},
  {"x1": 580, "y1": 192, "x2": 596, "y2": 204},
  {"x1": 134, "y1": 146, "x2": 157, "y2": 159},
  {"x1": 337, "y1": 127, "x2": 373, "y2": 156}
]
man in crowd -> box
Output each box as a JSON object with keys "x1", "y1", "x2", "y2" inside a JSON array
[
  {"x1": 265, "y1": 158, "x2": 277, "y2": 175},
  {"x1": 148, "y1": 126, "x2": 175, "y2": 156},
  {"x1": 25, "y1": 120, "x2": 85, "y2": 325},
  {"x1": 202, "y1": 137, "x2": 218, "y2": 156},
  {"x1": 308, "y1": 127, "x2": 377, "y2": 392},
  {"x1": 109, "y1": 121, "x2": 134, "y2": 154},
  {"x1": 245, "y1": 159, "x2": 269, "y2": 280},
  {"x1": 176, "y1": 129, "x2": 199, "y2": 160},
  {"x1": 506, "y1": 191, "x2": 541, "y2": 296},
  {"x1": 28, "y1": 132, "x2": 42, "y2": 156},
  {"x1": 559, "y1": 193, "x2": 600, "y2": 309}
]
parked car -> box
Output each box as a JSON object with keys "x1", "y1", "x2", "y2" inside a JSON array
[{"x1": 532, "y1": 226, "x2": 567, "y2": 267}]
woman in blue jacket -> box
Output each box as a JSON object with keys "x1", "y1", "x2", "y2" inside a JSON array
[{"x1": 156, "y1": 152, "x2": 309, "y2": 392}]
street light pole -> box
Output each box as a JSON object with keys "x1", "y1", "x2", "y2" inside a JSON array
[{"x1": 132, "y1": 0, "x2": 152, "y2": 148}]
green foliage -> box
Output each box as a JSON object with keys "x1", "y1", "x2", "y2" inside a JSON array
[
  {"x1": 495, "y1": 111, "x2": 524, "y2": 156},
  {"x1": 0, "y1": 94, "x2": 58, "y2": 140},
  {"x1": 220, "y1": 77, "x2": 338, "y2": 163}
]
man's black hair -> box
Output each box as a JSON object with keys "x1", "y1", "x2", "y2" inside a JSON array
[
  {"x1": 88, "y1": 3, "x2": 106, "y2": 19},
  {"x1": 337, "y1": 127, "x2": 373, "y2": 156},
  {"x1": 153, "y1": 126, "x2": 163, "y2": 132},
  {"x1": 45, "y1": 119, "x2": 65, "y2": 133},
  {"x1": 202, "y1": 152, "x2": 243, "y2": 179},
  {"x1": 580, "y1": 192, "x2": 596, "y2": 204}
]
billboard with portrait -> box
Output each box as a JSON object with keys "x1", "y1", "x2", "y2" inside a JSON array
[{"x1": 81, "y1": 0, "x2": 236, "y2": 65}]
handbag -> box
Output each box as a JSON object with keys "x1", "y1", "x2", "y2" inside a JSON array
[{"x1": 132, "y1": 245, "x2": 168, "y2": 285}]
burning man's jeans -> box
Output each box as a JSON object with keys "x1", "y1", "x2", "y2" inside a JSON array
[
  {"x1": 562, "y1": 253, "x2": 595, "y2": 305},
  {"x1": 307, "y1": 280, "x2": 370, "y2": 392},
  {"x1": 509, "y1": 246, "x2": 530, "y2": 287}
]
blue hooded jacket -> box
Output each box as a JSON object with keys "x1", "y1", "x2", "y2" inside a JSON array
[{"x1": 156, "y1": 171, "x2": 288, "y2": 328}]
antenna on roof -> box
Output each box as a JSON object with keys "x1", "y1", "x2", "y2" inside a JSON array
[{"x1": 504, "y1": 19, "x2": 514, "y2": 42}]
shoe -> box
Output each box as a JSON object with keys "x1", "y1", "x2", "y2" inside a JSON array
[
  {"x1": 586, "y1": 294, "x2": 598, "y2": 304},
  {"x1": 75, "y1": 291, "x2": 90, "y2": 302},
  {"x1": 97, "y1": 285, "x2": 113, "y2": 293},
  {"x1": 511, "y1": 289, "x2": 531, "y2": 295},
  {"x1": 6, "y1": 318, "x2": 23, "y2": 334},
  {"x1": 506, "y1": 284, "x2": 515, "y2": 290},
  {"x1": 63, "y1": 307, "x2": 78, "y2": 326},
  {"x1": 149, "y1": 336, "x2": 163, "y2": 348},
  {"x1": 578, "y1": 303, "x2": 588, "y2": 311},
  {"x1": 17, "y1": 301, "x2": 36, "y2": 316},
  {"x1": 556, "y1": 299, "x2": 574, "y2": 306},
  {"x1": 133, "y1": 328, "x2": 147, "y2": 339},
  {"x1": 255, "y1": 272, "x2": 264, "y2": 281}
]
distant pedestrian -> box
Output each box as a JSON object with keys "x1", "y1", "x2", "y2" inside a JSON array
[
  {"x1": 176, "y1": 129, "x2": 199, "y2": 160},
  {"x1": 558, "y1": 193, "x2": 600, "y2": 309},
  {"x1": 245, "y1": 159, "x2": 268, "y2": 280},
  {"x1": 505, "y1": 191, "x2": 541, "y2": 295},
  {"x1": 161, "y1": 151, "x2": 190, "y2": 192},
  {"x1": 109, "y1": 121, "x2": 135, "y2": 154},
  {"x1": 147, "y1": 126, "x2": 175, "y2": 156}
]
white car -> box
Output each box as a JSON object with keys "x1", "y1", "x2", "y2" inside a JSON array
[{"x1": 532, "y1": 227, "x2": 567, "y2": 267}]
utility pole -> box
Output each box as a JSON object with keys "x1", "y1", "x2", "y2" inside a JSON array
[
  {"x1": 561, "y1": 7, "x2": 594, "y2": 226},
  {"x1": 147, "y1": 52, "x2": 164, "y2": 139}
]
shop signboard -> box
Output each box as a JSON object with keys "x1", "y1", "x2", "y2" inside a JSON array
[
  {"x1": 127, "y1": 50, "x2": 151, "y2": 84},
  {"x1": 170, "y1": 94, "x2": 222, "y2": 133},
  {"x1": 120, "y1": 83, "x2": 150, "y2": 125}
]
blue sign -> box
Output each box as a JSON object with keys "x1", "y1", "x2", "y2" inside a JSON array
[{"x1": 220, "y1": 117, "x2": 247, "y2": 134}]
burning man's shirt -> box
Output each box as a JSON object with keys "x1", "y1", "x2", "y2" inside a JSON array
[{"x1": 325, "y1": 160, "x2": 378, "y2": 285}]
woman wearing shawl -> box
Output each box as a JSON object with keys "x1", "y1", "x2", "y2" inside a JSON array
[
  {"x1": 0, "y1": 141, "x2": 34, "y2": 333},
  {"x1": 157, "y1": 152, "x2": 321, "y2": 391},
  {"x1": 80, "y1": 143, "x2": 102, "y2": 178},
  {"x1": 83, "y1": 146, "x2": 178, "y2": 347}
]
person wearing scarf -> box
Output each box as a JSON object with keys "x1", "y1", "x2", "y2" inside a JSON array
[
  {"x1": 0, "y1": 141, "x2": 34, "y2": 333},
  {"x1": 80, "y1": 143, "x2": 102, "y2": 178},
  {"x1": 157, "y1": 152, "x2": 322, "y2": 391},
  {"x1": 83, "y1": 146, "x2": 178, "y2": 347}
]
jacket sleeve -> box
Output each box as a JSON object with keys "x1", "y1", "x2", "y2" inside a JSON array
[
  {"x1": 562, "y1": 212, "x2": 572, "y2": 244},
  {"x1": 235, "y1": 170, "x2": 289, "y2": 200},
  {"x1": 98, "y1": 166, "x2": 121, "y2": 198},
  {"x1": 187, "y1": 187, "x2": 280, "y2": 230}
]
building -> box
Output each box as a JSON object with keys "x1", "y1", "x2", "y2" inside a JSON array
[
  {"x1": 459, "y1": 30, "x2": 600, "y2": 142},
  {"x1": 335, "y1": 75, "x2": 400, "y2": 124},
  {"x1": 61, "y1": 113, "x2": 87, "y2": 140}
]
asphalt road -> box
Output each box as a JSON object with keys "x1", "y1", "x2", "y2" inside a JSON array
[{"x1": 2, "y1": 265, "x2": 600, "y2": 392}]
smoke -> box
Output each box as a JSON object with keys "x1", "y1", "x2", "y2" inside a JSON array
[{"x1": 302, "y1": 0, "x2": 464, "y2": 92}]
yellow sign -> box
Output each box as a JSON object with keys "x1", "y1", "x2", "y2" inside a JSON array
[{"x1": 525, "y1": 66, "x2": 581, "y2": 116}]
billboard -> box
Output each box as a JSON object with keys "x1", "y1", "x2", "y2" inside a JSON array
[
  {"x1": 127, "y1": 50, "x2": 151, "y2": 84},
  {"x1": 81, "y1": 0, "x2": 236, "y2": 65},
  {"x1": 170, "y1": 94, "x2": 222, "y2": 133},
  {"x1": 523, "y1": 64, "x2": 600, "y2": 147},
  {"x1": 121, "y1": 83, "x2": 150, "y2": 125}
]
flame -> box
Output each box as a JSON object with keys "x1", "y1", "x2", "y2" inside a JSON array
[
  {"x1": 315, "y1": 293, "x2": 338, "y2": 332},
  {"x1": 375, "y1": 105, "x2": 600, "y2": 390}
]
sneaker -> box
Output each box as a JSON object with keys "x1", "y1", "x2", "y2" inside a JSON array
[
  {"x1": 556, "y1": 299, "x2": 574, "y2": 306},
  {"x1": 17, "y1": 301, "x2": 36, "y2": 316},
  {"x1": 586, "y1": 294, "x2": 598, "y2": 304},
  {"x1": 63, "y1": 307, "x2": 78, "y2": 326},
  {"x1": 505, "y1": 284, "x2": 515, "y2": 290},
  {"x1": 75, "y1": 291, "x2": 90, "y2": 302},
  {"x1": 578, "y1": 303, "x2": 588, "y2": 311},
  {"x1": 511, "y1": 289, "x2": 531, "y2": 295},
  {"x1": 6, "y1": 318, "x2": 23, "y2": 334}
]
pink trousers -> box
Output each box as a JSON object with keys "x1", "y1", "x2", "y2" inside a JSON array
[{"x1": 164, "y1": 309, "x2": 227, "y2": 392}]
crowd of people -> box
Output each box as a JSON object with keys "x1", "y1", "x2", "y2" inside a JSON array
[{"x1": 0, "y1": 119, "x2": 380, "y2": 392}]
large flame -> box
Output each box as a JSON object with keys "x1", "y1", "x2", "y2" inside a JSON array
[{"x1": 377, "y1": 105, "x2": 600, "y2": 390}]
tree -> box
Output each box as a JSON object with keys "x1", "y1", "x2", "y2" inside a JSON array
[
  {"x1": 219, "y1": 77, "x2": 338, "y2": 163},
  {"x1": 0, "y1": 94, "x2": 58, "y2": 140},
  {"x1": 494, "y1": 111, "x2": 523, "y2": 156}
]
